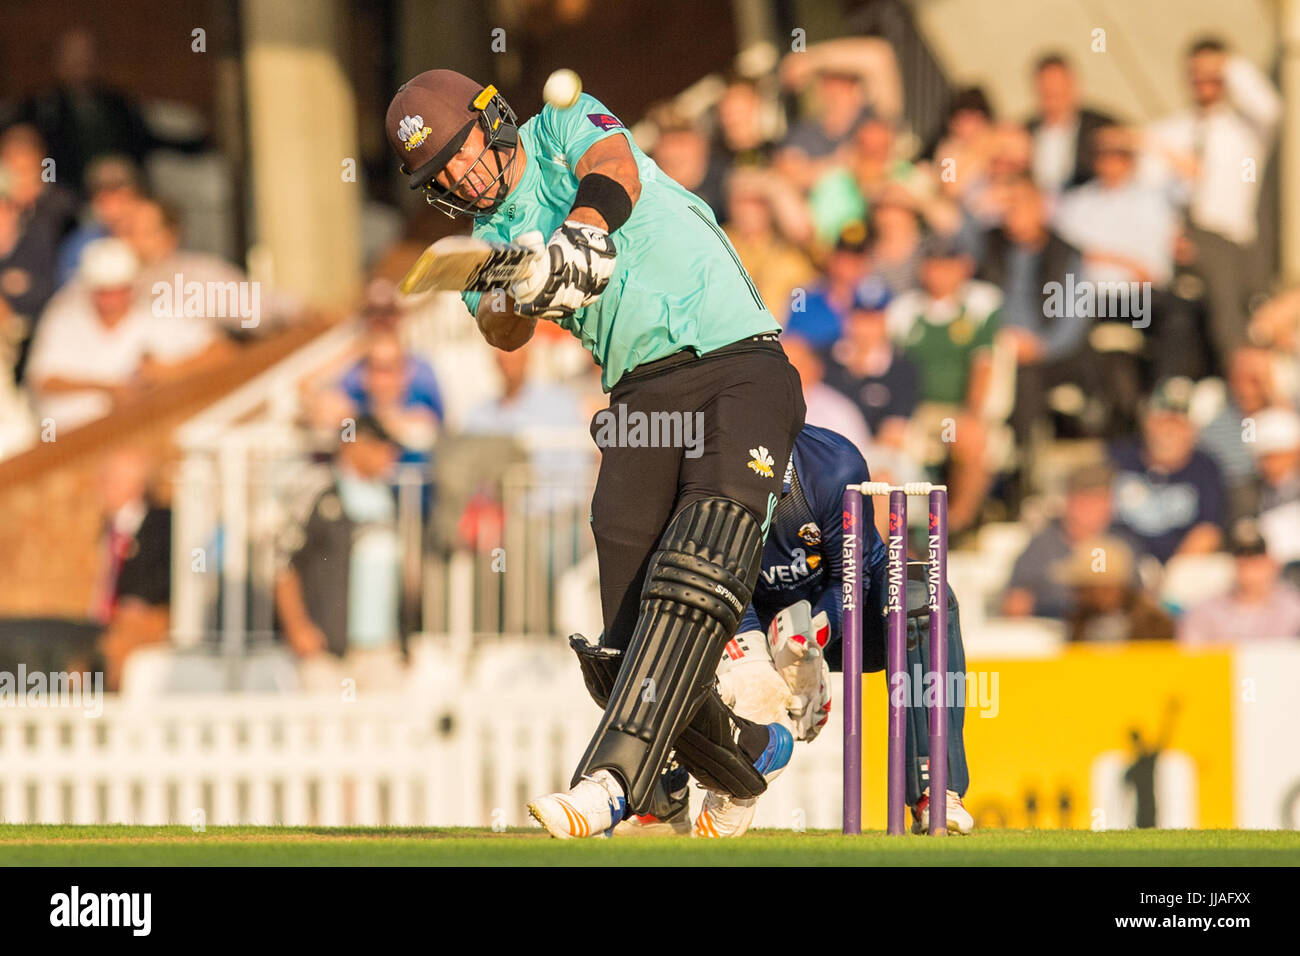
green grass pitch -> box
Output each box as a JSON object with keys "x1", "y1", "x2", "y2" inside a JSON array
[{"x1": 1, "y1": 825, "x2": 1298, "y2": 866}]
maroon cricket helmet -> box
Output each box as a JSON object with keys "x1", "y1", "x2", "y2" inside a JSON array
[{"x1": 385, "y1": 69, "x2": 519, "y2": 219}]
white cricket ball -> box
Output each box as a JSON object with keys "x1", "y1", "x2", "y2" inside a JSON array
[{"x1": 544, "y1": 69, "x2": 582, "y2": 110}]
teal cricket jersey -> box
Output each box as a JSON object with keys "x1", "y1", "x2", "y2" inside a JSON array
[{"x1": 461, "y1": 93, "x2": 778, "y2": 391}]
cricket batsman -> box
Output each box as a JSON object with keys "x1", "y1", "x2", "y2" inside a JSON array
[
  {"x1": 385, "y1": 70, "x2": 805, "y2": 838},
  {"x1": 620, "y1": 423, "x2": 976, "y2": 837}
]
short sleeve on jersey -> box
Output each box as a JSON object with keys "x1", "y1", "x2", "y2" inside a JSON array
[{"x1": 536, "y1": 92, "x2": 635, "y2": 169}]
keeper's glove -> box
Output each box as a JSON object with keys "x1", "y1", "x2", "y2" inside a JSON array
[
  {"x1": 768, "y1": 600, "x2": 833, "y2": 742},
  {"x1": 511, "y1": 221, "x2": 617, "y2": 320}
]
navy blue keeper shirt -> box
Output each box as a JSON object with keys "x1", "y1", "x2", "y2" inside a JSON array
[{"x1": 736, "y1": 424, "x2": 888, "y2": 671}]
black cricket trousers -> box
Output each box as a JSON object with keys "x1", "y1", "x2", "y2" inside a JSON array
[{"x1": 589, "y1": 335, "x2": 806, "y2": 650}]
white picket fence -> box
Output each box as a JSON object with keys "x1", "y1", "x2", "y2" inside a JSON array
[{"x1": 0, "y1": 673, "x2": 847, "y2": 830}]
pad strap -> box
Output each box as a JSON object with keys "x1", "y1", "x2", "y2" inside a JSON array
[{"x1": 569, "y1": 633, "x2": 621, "y2": 707}]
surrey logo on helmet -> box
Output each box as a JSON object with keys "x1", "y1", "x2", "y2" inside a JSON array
[
  {"x1": 386, "y1": 71, "x2": 521, "y2": 220},
  {"x1": 398, "y1": 115, "x2": 431, "y2": 151}
]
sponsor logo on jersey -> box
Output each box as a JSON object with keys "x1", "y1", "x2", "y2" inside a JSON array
[
  {"x1": 747, "y1": 445, "x2": 775, "y2": 479},
  {"x1": 760, "y1": 547, "x2": 821, "y2": 587},
  {"x1": 398, "y1": 114, "x2": 432, "y2": 151},
  {"x1": 798, "y1": 522, "x2": 822, "y2": 546},
  {"x1": 586, "y1": 112, "x2": 623, "y2": 130}
]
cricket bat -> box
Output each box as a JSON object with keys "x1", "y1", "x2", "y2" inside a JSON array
[{"x1": 398, "y1": 236, "x2": 540, "y2": 295}]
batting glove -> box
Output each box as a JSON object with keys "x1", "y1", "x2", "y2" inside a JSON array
[
  {"x1": 511, "y1": 221, "x2": 617, "y2": 319},
  {"x1": 716, "y1": 629, "x2": 797, "y2": 730}
]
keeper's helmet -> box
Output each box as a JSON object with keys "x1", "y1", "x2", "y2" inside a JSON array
[{"x1": 385, "y1": 69, "x2": 519, "y2": 219}]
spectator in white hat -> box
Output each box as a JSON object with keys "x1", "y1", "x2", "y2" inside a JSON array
[
  {"x1": 1251, "y1": 406, "x2": 1300, "y2": 565},
  {"x1": 25, "y1": 237, "x2": 221, "y2": 430},
  {"x1": 127, "y1": 197, "x2": 258, "y2": 335}
]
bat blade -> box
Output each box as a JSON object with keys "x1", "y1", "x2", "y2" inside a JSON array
[{"x1": 398, "y1": 236, "x2": 539, "y2": 295}]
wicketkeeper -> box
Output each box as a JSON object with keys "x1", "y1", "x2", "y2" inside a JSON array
[
  {"x1": 386, "y1": 71, "x2": 805, "y2": 838},
  {"x1": 623, "y1": 424, "x2": 975, "y2": 836}
]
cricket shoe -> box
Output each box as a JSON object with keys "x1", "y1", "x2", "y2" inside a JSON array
[
  {"x1": 911, "y1": 789, "x2": 974, "y2": 835},
  {"x1": 614, "y1": 763, "x2": 691, "y2": 837},
  {"x1": 527, "y1": 769, "x2": 627, "y2": 839},
  {"x1": 693, "y1": 722, "x2": 794, "y2": 839}
]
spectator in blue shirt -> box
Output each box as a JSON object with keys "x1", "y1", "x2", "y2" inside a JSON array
[
  {"x1": 784, "y1": 220, "x2": 871, "y2": 350},
  {"x1": 1002, "y1": 463, "x2": 1142, "y2": 620},
  {"x1": 56, "y1": 155, "x2": 143, "y2": 286},
  {"x1": 312, "y1": 281, "x2": 441, "y2": 472},
  {"x1": 336, "y1": 331, "x2": 442, "y2": 466},
  {"x1": 1110, "y1": 378, "x2": 1225, "y2": 564},
  {"x1": 824, "y1": 275, "x2": 919, "y2": 448}
]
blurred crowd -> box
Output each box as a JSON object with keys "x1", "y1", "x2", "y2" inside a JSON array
[
  {"x1": 6, "y1": 29, "x2": 1300, "y2": 696},
  {"x1": 0, "y1": 29, "x2": 275, "y2": 448},
  {"x1": 70, "y1": 277, "x2": 603, "y2": 691},
  {"x1": 643, "y1": 35, "x2": 1300, "y2": 646},
  {"x1": 275, "y1": 280, "x2": 598, "y2": 691}
]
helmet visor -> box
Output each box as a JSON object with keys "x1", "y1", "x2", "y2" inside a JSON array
[{"x1": 409, "y1": 90, "x2": 518, "y2": 220}]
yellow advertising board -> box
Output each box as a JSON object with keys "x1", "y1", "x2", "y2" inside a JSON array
[{"x1": 857, "y1": 643, "x2": 1233, "y2": 829}]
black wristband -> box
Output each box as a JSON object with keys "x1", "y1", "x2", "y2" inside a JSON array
[{"x1": 572, "y1": 172, "x2": 633, "y2": 232}]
